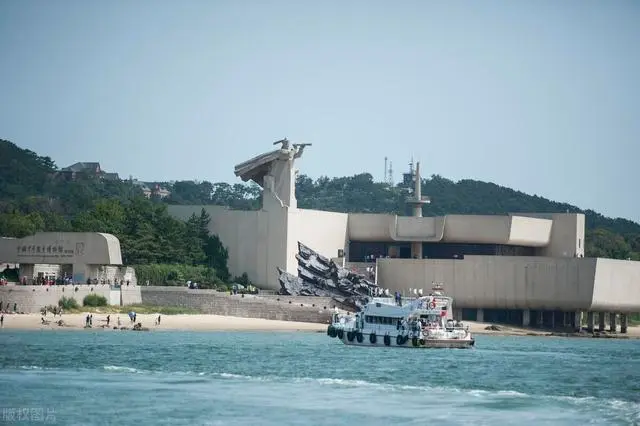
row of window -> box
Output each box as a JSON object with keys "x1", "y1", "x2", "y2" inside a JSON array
[
  {"x1": 364, "y1": 315, "x2": 401, "y2": 325},
  {"x1": 348, "y1": 241, "x2": 536, "y2": 262}
]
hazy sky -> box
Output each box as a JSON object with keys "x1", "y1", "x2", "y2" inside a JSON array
[{"x1": 1, "y1": 0, "x2": 638, "y2": 222}]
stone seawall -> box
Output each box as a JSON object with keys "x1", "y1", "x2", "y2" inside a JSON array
[
  {"x1": 0, "y1": 285, "x2": 142, "y2": 313},
  {"x1": 140, "y1": 287, "x2": 344, "y2": 323}
]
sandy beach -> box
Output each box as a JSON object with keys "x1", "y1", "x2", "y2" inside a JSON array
[
  {"x1": 0, "y1": 313, "x2": 327, "y2": 332},
  {"x1": 0, "y1": 312, "x2": 638, "y2": 337}
]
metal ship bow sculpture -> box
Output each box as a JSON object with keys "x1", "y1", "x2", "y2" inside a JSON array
[{"x1": 277, "y1": 242, "x2": 379, "y2": 310}]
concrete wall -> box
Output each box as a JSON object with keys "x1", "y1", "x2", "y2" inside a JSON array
[
  {"x1": 348, "y1": 214, "x2": 394, "y2": 241},
  {"x1": 140, "y1": 287, "x2": 335, "y2": 323},
  {"x1": 346, "y1": 213, "x2": 579, "y2": 251},
  {"x1": 518, "y1": 213, "x2": 584, "y2": 258},
  {"x1": 168, "y1": 204, "x2": 288, "y2": 290},
  {"x1": 288, "y1": 209, "x2": 348, "y2": 274},
  {"x1": 509, "y1": 216, "x2": 553, "y2": 246},
  {"x1": 393, "y1": 216, "x2": 442, "y2": 241},
  {"x1": 376, "y1": 255, "x2": 640, "y2": 311},
  {"x1": 0, "y1": 285, "x2": 142, "y2": 313},
  {"x1": 0, "y1": 285, "x2": 111, "y2": 313},
  {"x1": 89, "y1": 266, "x2": 138, "y2": 285},
  {"x1": 591, "y1": 258, "x2": 640, "y2": 311},
  {"x1": 169, "y1": 205, "x2": 347, "y2": 292},
  {"x1": 121, "y1": 286, "x2": 142, "y2": 305}
]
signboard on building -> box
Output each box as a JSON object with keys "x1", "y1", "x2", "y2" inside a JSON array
[{"x1": 15, "y1": 242, "x2": 85, "y2": 261}]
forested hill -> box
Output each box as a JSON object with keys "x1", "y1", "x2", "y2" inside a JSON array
[{"x1": 1, "y1": 138, "x2": 639, "y2": 261}]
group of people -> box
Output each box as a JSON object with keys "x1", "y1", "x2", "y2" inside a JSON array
[{"x1": 0, "y1": 302, "x2": 18, "y2": 313}]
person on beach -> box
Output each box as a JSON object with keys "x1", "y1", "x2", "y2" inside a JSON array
[
  {"x1": 155, "y1": 315, "x2": 161, "y2": 326},
  {"x1": 106, "y1": 315, "x2": 110, "y2": 326},
  {"x1": 117, "y1": 316, "x2": 121, "y2": 327},
  {"x1": 1, "y1": 314, "x2": 4, "y2": 327}
]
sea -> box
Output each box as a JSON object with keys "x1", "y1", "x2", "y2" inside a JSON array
[{"x1": 0, "y1": 330, "x2": 638, "y2": 425}]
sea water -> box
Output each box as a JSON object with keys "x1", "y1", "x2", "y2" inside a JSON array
[{"x1": 0, "y1": 330, "x2": 638, "y2": 425}]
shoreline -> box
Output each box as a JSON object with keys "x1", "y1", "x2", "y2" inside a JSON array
[{"x1": 0, "y1": 313, "x2": 638, "y2": 338}]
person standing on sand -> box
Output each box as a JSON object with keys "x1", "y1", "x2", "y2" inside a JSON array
[
  {"x1": 106, "y1": 315, "x2": 110, "y2": 326},
  {"x1": 1, "y1": 314, "x2": 4, "y2": 327},
  {"x1": 117, "y1": 316, "x2": 121, "y2": 327},
  {"x1": 156, "y1": 315, "x2": 161, "y2": 326}
]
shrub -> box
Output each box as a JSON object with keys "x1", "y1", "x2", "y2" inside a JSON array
[
  {"x1": 58, "y1": 296, "x2": 79, "y2": 310},
  {"x1": 83, "y1": 294, "x2": 107, "y2": 307},
  {"x1": 133, "y1": 264, "x2": 226, "y2": 287}
]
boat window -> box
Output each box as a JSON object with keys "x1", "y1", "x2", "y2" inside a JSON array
[{"x1": 365, "y1": 315, "x2": 403, "y2": 324}]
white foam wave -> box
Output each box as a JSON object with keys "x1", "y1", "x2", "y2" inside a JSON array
[
  {"x1": 212, "y1": 372, "x2": 639, "y2": 419},
  {"x1": 103, "y1": 365, "x2": 140, "y2": 373},
  {"x1": 14, "y1": 364, "x2": 639, "y2": 421}
]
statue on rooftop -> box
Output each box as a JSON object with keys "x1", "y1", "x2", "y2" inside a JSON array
[
  {"x1": 293, "y1": 143, "x2": 312, "y2": 159},
  {"x1": 273, "y1": 138, "x2": 291, "y2": 150}
]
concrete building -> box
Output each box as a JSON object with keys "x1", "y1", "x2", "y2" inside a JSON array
[
  {"x1": 0, "y1": 232, "x2": 124, "y2": 284},
  {"x1": 59, "y1": 162, "x2": 120, "y2": 181},
  {"x1": 168, "y1": 140, "x2": 640, "y2": 331},
  {"x1": 0, "y1": 232, "x2": 141, "y2": 312}
]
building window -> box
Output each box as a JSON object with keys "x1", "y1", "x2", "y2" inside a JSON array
[{"x1": 578, "y1": 238, "x2": 581, "y2": 249}]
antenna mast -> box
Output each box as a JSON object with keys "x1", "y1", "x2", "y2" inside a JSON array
[{"x1": 384, "y1": 157, "x2": 388, "y2": 183}]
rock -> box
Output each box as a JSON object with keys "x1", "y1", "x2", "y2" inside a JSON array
[
  {"x1": 484, "y1": 325, "x2": 502, "y2": 331},
  {"x1": 277, "y1": 242, "x2": 379, "y2": 311}
]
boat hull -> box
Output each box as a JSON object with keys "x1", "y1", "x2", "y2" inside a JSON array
[{"x1": 332, "y1": 332, "x2": 475, "y2": 349}]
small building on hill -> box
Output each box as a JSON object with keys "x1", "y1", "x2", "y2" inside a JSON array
[{"x1": 59, "y1": 162, "x2": 120, "y2": 181}]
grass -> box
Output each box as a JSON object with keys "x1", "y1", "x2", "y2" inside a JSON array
[{"x1": 65, "y1": 304, "x2": 200, "y2": 315}]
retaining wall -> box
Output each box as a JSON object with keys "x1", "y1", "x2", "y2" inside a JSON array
[
  {"x1": 140, "y1": 287, "x2": 342, "y2": 323},
  {"x1": 0, "y1": 284, "x2": 142, "y2": 313}
]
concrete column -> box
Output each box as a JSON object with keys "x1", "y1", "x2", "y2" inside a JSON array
[
  {"x1": 620, "y1": 314, "x2": 628, "y2": 334},
  {"x1": 598, "y1": 312, "x2": 605, "y2": 332},
  {"x1": 410, "y1": 242, "x2": 423, "y2": 259},
  {"x1": 572, "y1": 311, "x2": 582, "y2": 332},
  {"x1": 609, "y1": 313, "x2": 617, "y2": 333},
  {"x1": 522, "y1": 309, "x2": 530, "y2": 327},
  {"x1": 476, "y1": 308, "x2": 484, "y2": 323},
  {"x1": 536, "y1": 311, "x2": 543, "y2": 327},
  {"x1": 550, "y1": 311, "x2": 555, "y2": 329},
  {"x1": 563, "y1": 312, "x2": 570, "y2": 328},
  {"x1": 586, "y1": 312, "x2": 594, "y2": 333}
]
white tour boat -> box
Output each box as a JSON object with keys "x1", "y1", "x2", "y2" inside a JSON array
[{"x1": 327, "y1": 284, "x2": 474, "y2": 349}]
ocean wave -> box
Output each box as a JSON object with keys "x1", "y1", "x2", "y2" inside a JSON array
[
  {"x1": 11, "y1": 364, "x2": 639, "y2": 421},
  {"x1": 103, "y1": 365, "x2": 140, "y2": 373}
]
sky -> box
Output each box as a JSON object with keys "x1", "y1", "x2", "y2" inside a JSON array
[{"x1": 0, "y1": 0, "x2": 638, "y2": 222}]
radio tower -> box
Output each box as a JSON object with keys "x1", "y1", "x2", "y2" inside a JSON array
[
  {"x1": 384, "y1": 157, "x2": 388, "y2": 183},
  {"x1": 387, "y1": 161, "x2": 394, "y2": 186}
]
